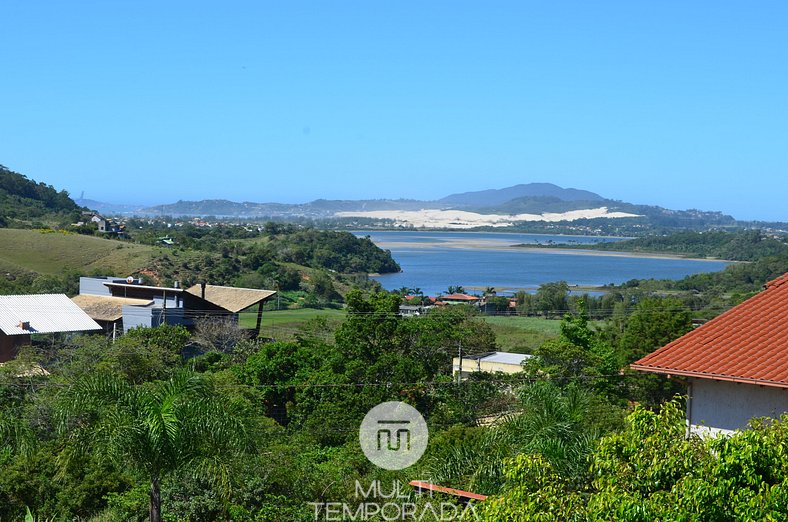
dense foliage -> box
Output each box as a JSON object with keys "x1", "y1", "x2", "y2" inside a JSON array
[
  {"x1": 0, "y1": 165, "x2": 80, "y2": 227},
  {"x1": 580, "y1": 230, "x2": 788, "y2": 261}
]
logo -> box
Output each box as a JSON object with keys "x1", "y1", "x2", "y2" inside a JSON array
[{"x1": 360, "y1": 402, "x2": 428, "y2": 470}]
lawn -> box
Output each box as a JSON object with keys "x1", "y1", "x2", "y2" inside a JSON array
[
  {"x1": 0, "y1": 229, "x2": 157, "y2": 276},
  {"x1": 480, "y1": 315, "x2": 563, "y2": 354},
  {"x1": 239, "y1": 307, "x2": 347, "y2": 341}
]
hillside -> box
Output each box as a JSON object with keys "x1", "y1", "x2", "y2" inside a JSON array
[
  {"x1": 0, "y1": 229, "x2": 157, "y2": 276},
  {"x1": 0, "y1": 164, "x2": 81, "y2": 227}
]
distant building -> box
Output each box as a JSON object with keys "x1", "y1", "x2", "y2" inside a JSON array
[
  {"x1": 438, "y1": 293, "x2": 481, "y2": 305},
  {"x1": 632, "y1": 273, "x2": 788, "y2": 437},
  {"x1": 398, "y1": 304, "x2": 434, "y2": 317},
  {"x1": 453, "y1": 351, "x2": 532, "y2": 378},
  {"x1": 0, "y1": 294, "x2": 101, "y2": 362}
]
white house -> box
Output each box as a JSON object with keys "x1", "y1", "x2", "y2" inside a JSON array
[
  {"x1": 632, "y1": 273, "x2": 788, "y2": 436},
  {"x1": 453, "y1": 351, "x2": 532, "y2": 379}
]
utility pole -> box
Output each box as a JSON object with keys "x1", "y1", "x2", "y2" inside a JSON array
[{"x1": 456, "y1": 340, "x2": 463, "y2": 385}]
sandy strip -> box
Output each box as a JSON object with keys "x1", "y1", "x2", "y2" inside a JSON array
[{"x1": 336, "y1": 207, "x2": 640, "y2": 228}]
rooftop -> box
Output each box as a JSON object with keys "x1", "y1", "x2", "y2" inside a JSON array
[
  {"x1": 0, "y1": 294, "x2": 102, "y2": 335},
  {"x1": 464, "y1": 351, "x2": 532, "y2": 365},
  {"x1": 185, "y1": 284, "x2": 276, "y2": 313},
  {"x1": 71, "y1": 294, "x2": 154, "y2": 322},
  {"x1": 440, "y1": 293, "x2": 480, "y2": 301},
  {"x1": 632, "y1": 273, "x2": 788, "y2": 388}
]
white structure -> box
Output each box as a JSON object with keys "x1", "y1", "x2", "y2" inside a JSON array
[
  {"x1": 632, "y1": 274, "x2": 788, "y2": 436},
  {"x1": 0, "y1": 294, "x2": 101, "y2": 362},
  {"x1": 453, "y1": 351, "x2": 532, "y2": 379}
]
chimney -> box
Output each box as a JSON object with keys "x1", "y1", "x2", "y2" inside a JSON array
[
  {"x1": 174, "y1": 281, "x2": 180, "y2": 289},
  {"x1": 200, "y1": 282, "x2": 206, "y2": 299}
]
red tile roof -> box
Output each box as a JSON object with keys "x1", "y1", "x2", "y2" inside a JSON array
[
  {"x1": 440, "y1": 293, "x2": 480, "y2": 301},
  {"x1": 631, "y1": 274, "x2": 788, "y2": 388}
]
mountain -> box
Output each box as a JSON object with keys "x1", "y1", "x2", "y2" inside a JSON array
[
  {"x1": 74, "y1": 198, "x2": 147, "y2": 215},
  {"x1": 439, "y1": 183, "x2": 605, "y2": 207}
]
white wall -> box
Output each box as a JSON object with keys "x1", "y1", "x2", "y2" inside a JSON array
[{"x1": 689, "y1": 378, "x2": 788, "y2": 434}]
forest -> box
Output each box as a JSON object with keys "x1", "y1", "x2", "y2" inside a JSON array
[{"x1": 2, "y1": 275, "x2": 787, "y2": 520}]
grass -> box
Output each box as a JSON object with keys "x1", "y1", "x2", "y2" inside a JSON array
[
  {"x1": 0, "y1": 229, "x2": 157, "y2": 276},
  {"x1": 239, "y1": 307, "x2": 347, "y2": 341},
  {"x1": 480, "y1": 315, "x2": 563, "y2": 354}
]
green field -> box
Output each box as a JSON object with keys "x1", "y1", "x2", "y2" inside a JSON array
[
  {"x1": 239, "y1": 307, "x2": 347, "y2": 341},
  {"x1": 480, "y1": 315, "x2": 564, "y2": 353},
  {"x1": 0, "y1": 229, "x2": 157, "y2": 276}
]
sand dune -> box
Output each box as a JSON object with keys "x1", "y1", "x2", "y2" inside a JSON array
[{"x1": 336, "y1": 207, "x2": 640, "y2": 229}]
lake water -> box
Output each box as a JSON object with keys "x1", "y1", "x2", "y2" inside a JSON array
[{"x1": 356, "y1": 231, "x2": 730, "y2": 296}]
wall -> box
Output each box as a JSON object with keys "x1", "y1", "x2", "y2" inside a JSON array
[
  {"x1": 0, "y1": 333, "x2": 30, "y2": 363},
  {"x1": 689, "y1": 378, "x2": 788, "y2": 434}
]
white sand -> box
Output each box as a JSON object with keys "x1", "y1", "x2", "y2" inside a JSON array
[{"x1": 335, "y1": 207, "x2": 640, "y2": 229}]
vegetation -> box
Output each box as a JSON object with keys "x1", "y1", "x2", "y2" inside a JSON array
[
  {"x1": 0, "y1": 165, "x2": 81, "y2": 228},
  {"x1": 521, "y1": 230, "x2": 788, "y2": 261}
]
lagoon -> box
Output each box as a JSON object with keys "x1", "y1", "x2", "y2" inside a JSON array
[{"x1": 357, "y1": 231, "x2": 730, "y2": 296}]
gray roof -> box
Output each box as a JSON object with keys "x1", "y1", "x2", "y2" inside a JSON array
[
  {"x1": 466, "y1": 352, "x2": 532, "y2": 365},
  {"x1": 0, "y1": 294, "x2": 102, "y2": 335}
]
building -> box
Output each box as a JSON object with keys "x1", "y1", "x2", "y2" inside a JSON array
[
  {"x1": 632, "y1": 274, "x2": 788, "y2": 436},
  {"x1": 0, "y1": 294, "x2": 101, "y2": 362},
  {"x1": 453, "y1": 351, "x2": 532, "y2": 378},
  {"x1": 73, "y1": 277, "x2": 276, "y2": 336},
  {"x1": 438, "y1": 293, "x2": 481, "y2": 305}
]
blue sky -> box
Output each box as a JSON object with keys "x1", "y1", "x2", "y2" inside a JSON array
[{"x1": 1, "y1": 1, "x2": 786, "y2": 221}]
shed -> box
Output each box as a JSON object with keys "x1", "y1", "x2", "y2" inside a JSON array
[{"x1": 0, "y1": 294, "x2": 101, "y2": 362}]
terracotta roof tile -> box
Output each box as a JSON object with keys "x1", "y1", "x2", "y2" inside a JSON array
[{"x1": 631, "y1": 273, "x2": 788, "y2": 388}]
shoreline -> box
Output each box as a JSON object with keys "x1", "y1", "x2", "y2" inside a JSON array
[
  {"x1": 369, "y1": 238, "x2": 735, "y2": 263},
  {"x1": 508, "y1": 246, "x2": 735, "y2": 262}
]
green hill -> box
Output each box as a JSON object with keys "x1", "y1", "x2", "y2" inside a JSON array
[
  {"x1": 0, "y1": 229, "x2": 157, "y2": 276},
  {"x1": 0, "y1": 164, "x2": 82, "y2": 227}
]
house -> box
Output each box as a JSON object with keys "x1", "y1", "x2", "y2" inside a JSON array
[
  {"x1": 453, "y1": 351, "x2": 532, "y2": 378},
  {"x1": 398, "y1": 304, "x2": 434, "y2": 317},
  {"x1": 438, "y1": 293, "x2": 481, "y2": 305},
  {"x1": 631, "y1": 274, "x2": 788, "y2": 436},
  {"x1": 0, "y1": 294, "x2": 101, "y2": 362},
  {"x1": 73, "y1": 277, "x2": 276, "y2": 336}
]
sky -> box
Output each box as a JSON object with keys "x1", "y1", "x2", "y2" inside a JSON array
[{"x1": 1, "y1": 1, "x2": 786, "y2": 221}]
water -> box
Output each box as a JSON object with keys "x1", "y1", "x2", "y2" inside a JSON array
[{"x1": 356, "y1": 231, "x2": 730, "y2": 296}]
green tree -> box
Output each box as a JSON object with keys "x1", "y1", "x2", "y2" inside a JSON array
[
  {"x1": 535, "y1": 281, "x2": 569, "y2": 317},
  {"x1": 57, "y1": 372, "x2": 253, "y2": 522}
]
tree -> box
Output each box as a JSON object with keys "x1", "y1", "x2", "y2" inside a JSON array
[
  {"x1": 57, "y1": 372, "x2": 253, "y2": 522},
  {"x1": 617, "y1": 297, "x2": 693, "y2": 361},
  {"x1": 535, "y1": 281, "x2": 569, "y2": 317},
  {"x1": 481, "y1": 399, "x2": 788, "y2": 520},
  {"x1": 191, "y1": 317, "x2": 246, "y2": 354}
]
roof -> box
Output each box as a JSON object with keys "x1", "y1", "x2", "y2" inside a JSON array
[
  {"x1": 104, "y1": 282, "x2": 184, "y2": 293},
  {"x1": 0, "y1": 294, "x2": 102, "y2": 335},
  {"x1": 71, "y1": 295, "x2": 153, "y2": 322},
  {"x1": 632, "y1": 274, "x2": 788, "y2": 388},
  {"x1": 440, "y1": 293, "x2": 480, "y2": 301},
  {"x1": 409, "y1": 481, "x2": 487, "y2": 502},
  {"x1": 185, "y1": 284, "x2": 276, "y2": 313},
  {"x1": 464, "y1": 351, "x2": 532, "y2": 365}
]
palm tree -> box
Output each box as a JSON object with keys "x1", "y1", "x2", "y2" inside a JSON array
[
  {"x1": 427, "y1": 381, "x2": 596, "y2": 493},
  {"x1": 57, "y1": 372, "x2": 252, "y2": 522}
]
